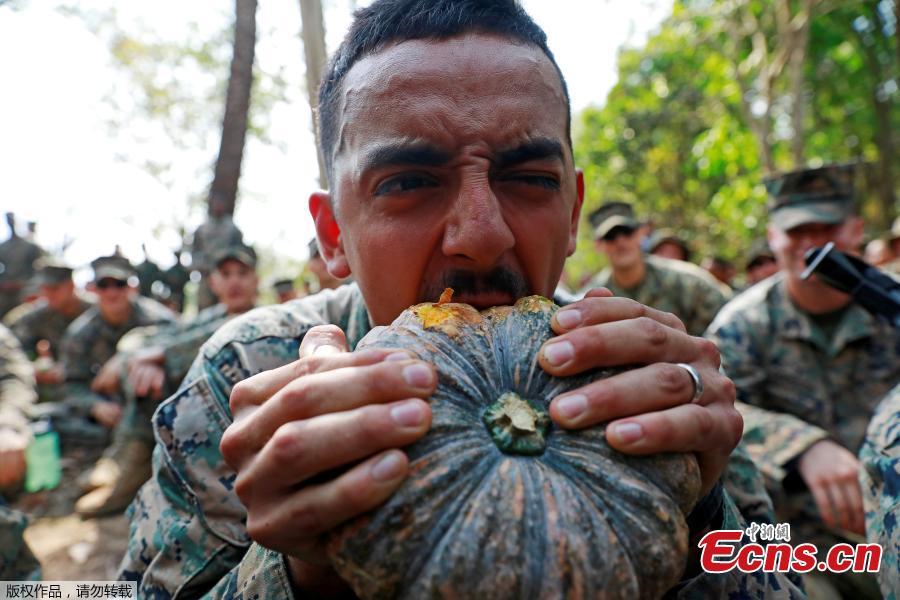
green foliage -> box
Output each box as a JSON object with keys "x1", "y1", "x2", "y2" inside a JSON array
[{"x1": 567, "y1": 0, "x2": 898, "y2": 287}]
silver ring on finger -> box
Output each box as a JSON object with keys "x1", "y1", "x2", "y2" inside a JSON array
[{"x1": 675, "y1": 363, "x2": 704, "y2": 403}]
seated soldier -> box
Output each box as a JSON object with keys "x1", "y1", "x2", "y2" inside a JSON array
[
  {"x1": 707, "y1": 163, "x2": 899, "y2": 598},
  {"x1": 584, "y1": 202, "x2": 731, "y2": 335},
  {"x1": 119, "y1": 1, "x2": 801, "y2": 597},
  {"x1": 56, "y1": 256, "x2": 177, "y2": 447},
  {"x1": 75, "y1": 244, "x2": 260, "y2": 516},
  {"x1": 6, "y1": 260, "x2": 93, "y2": 403},
  {"x1": 0, "y1": 325, "x2": 41, "y2": 580}
]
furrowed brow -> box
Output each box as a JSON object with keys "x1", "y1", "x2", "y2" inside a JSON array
[
  {"x1": 494, "y1": 138, "x2": 565, "y2": 170},
  {"x1": 358, "y1": 142, "x2": 452, "y2": 174}
]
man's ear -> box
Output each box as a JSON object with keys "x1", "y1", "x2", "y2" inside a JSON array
[
  {"x1": 309, "y1": 191, "x2": 352, "y2": 278},
  {"x1": 567, "y1": 169, "x2": 585, "y2": 257}
]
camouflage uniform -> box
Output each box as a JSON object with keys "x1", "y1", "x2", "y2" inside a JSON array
[
  {"x1": 584, "y1": 255, "x2": 731, "y2": 336},
  {"x1": 57, "y1": 296, "x2": 177, "y2": 442},
  {"x1": 5, "y1": 297, "x2": 93, "y2": 361},
  {"x1": 119, "y1": 284, "x2": 804, "y2": 598},
  {"x1": 706, "y1": 271, "x2": 900, "y2": 595},
  {"x1": 0, "y1": 324, "x2": 37, "y2": 437},
  {"x1": 136, "y1": 258, "x2": 164, "y2": 298},
  {"x1": 0, "y1": 232, "x2": 44, "y2": 318},
  {"x1": 860, "y1": 382, "x2": 899, "y2": 599},
  {"x1": 0, "y1": 326, "x2": 41, "y2": 580}
]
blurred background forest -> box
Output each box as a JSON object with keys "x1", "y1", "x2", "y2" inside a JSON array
[{"x1": 1, "y1": 0, "x2": 897, "y2": 292}]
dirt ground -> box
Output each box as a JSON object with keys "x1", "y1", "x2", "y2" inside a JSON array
[{"x1": 14, "y1": 445, "x2": 131, "y2": 581}]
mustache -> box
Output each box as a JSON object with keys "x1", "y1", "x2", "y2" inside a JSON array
[{"x1": 420, "y1": 267, "x2": 529, "y2": 304}]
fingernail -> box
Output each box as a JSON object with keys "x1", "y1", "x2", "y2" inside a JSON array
[
  {"x1": 543, "y1": 341, "x2": 574, "y2": 366},
  {"x1": 385, "y1": 352, "x2": 410, "y2": 362},
  {"x1": 555, "y1": 309, "x2": 582, "y2": 329},
  {"x1": 391, "y1": 400, "x2": 425, "y2": 427},
  {"x1": 403, "y1": 363, "x2": 434, "y2": 387},
  {"x1": 611, "y1": 422, "x2": 643, "y2": 445},
  {"x1": 555, "y1": 394, "x2": 587, "y2": 420},
  {"x1": 371, "y1": 452, "x2": 405, "y2": 482}
]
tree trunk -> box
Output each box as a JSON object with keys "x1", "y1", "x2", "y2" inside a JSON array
[
  {"x1": 210, "y1": 0, "x2": 258, "y2": 216},
  {"x1": 299, "y1": 0, "x2": 328, "y2": 189}
]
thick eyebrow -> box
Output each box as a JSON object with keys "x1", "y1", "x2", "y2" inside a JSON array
[
  {"x1": 357, "y1": 142, "x2": 452, "y2": 174},
  {"x1": 493, "y1": 138, "x2": 565, "y2": 170}
]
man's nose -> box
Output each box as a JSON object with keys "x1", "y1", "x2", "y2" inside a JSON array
[{"x1": 441, "y1": 175, "x2": 515, "y2": 266}]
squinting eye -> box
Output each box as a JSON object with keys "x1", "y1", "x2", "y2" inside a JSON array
[
  {"x1": 506, "y1": 174, "x2": 560, "y2": 191},
  {"x1": 374, "y1": 174, "x2": 438, "y2": 196}
]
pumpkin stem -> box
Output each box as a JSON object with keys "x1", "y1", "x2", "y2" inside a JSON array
[
  {"x1": 437, "y1": 288, "x2": 454, "y2": 305},
  {"x1": 482, "y1": 392, "x2": 550, "y2": 456}
]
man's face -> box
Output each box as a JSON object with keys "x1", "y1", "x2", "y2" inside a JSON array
[
  {"x1": 598, "y1": 227, "x2": 642, "y2": 270},
  {"x1": 210, "y1": 259, "x2": 257, "y2": 314},
  {"x1": 312, "y1": 33, "x2": 582, "y2": 326},
  {"x1": 768, "y1": 217, "x2": 864, "y2": 282},
  {"x1": 651, "y1": 241, "x2": 686, "y2": 262},
  {"x1": 746, "y1": 257, "x2": 778, "y2": 285},
  {"x1": 40, "y1": 280, "x2": 76, "y2": 311},
  {"x1": 94, "y1": 278, "x2": 133, "y2": 316}
]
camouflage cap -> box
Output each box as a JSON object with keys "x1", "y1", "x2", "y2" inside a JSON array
[
  {"x1": 91, "y1": 255, "x2": 136, "y2": 282},
  {"x1": 745, "y1": 239, "x2": 775, "y2": 270},
  {"x1": 34, "y1": 258, "x2": 74, "y2": 285},
  {"x1": 764, "y1": 163, "x2": 856, "y2": 231},
  {"x1": 272, "y1": 278, "x2": 295, "y2": 294},
  {"x1": 589, "y1": 201, "x2": 639, "y2": 240},
  {"x1": 212, "y1": 243, "x2": 257, "y2": 269}
]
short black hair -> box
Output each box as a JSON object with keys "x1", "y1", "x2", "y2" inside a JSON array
[{"x1": 317, "y1": 0, "x2": 571, "y2": 189}]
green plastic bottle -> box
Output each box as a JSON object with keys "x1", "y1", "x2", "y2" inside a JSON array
[{"x1": 24, "y1": 419, "x2": 61, "y2": 492}]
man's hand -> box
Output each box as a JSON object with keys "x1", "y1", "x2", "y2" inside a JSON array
[
  {"x1": 91, "y1": 355, "x2": 124, "y2": 395},
  {"x1": 540, "y1": 289, "x2": 742, "y2": 496},
  {"x1": 798, "y1": 439, "x2": 865, "y2": 535},
  {"x1": 219, "y1": 325, "x2": 437, "y2": 593},
  {"x1": 128, "y1": 356, "x2": 167, "y2": 400},
  {"x1": 0, "y1": 429, "x2": 28, "y2": 489},
  {"x1": 91, "y1": 401, "x2": 123, "y2": 429}
]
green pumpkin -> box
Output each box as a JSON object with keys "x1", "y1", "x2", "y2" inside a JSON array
[{"x1": 328, "y1": 294, "x2": 701, "y2": 599}]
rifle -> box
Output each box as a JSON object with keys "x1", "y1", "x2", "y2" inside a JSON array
[{"x1": 802, "y1": 242, "x2": 900, "y2": 327}]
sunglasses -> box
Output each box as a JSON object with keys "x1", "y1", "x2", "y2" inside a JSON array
[
  {"x1": 602, "y1": 226, "x2": 636, "y2": 242},
  {"x1": 96, "y1": 279, "x2": 128, "y2": 290}
]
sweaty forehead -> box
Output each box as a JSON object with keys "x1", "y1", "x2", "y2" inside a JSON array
[{"x1": 335, "y1": 33, "x2": 568, "y2": 159}]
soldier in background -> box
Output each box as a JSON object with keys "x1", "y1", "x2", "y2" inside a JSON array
[
  {"x1": 647, "y1": 228, "x2": 691, "y2": 262},
  {"x1": 56, "y1": 256, "x2": 177, "y2": 446},
  {"x1": 706, "y1": 163, "x2": 897, "y2": 598},
  {"x1": 164, "y1": 248, "x2": 191, "y2": 314},
  {"x1": 701, "y1": 255, "x2": 736, "y2": 290},
  {"x1": 190, "y1": 192, "x2": 244, "y2": 309},
  {"x1": 306, "y1": 237, "x2": 344, "y2": 292},
  {"x1": 75, "y1": 243, "x2": 259, "y2": 517},
  {"x1": 744, "y1": 239, "x2": 779, "y2": 287},
  {"x1": 0, "y1": 213, "x2": 45, "y2": 319},
  {"x1": 0, "y1": 324, "x2": 40, "y2": 580},
  {"x1": 273, "y1": 277, "x2": 299, "y2": 303},
  {"x1": 583, "y1": 201, "x2": 730, "y2": 336},
  {"x1": 5, "y1": 261, "x2": 93, "y2": 403},
  {"x1": 135, "y1": 244, "x2": 163, "y2": 298}
]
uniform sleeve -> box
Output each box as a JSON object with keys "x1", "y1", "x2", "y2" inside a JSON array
[
  {"x1": 706, "y1": 312, "x2": 828, "y2": 485},
  {"x1": 859, "y1": 384, "x2": 900, "y2": 600},
  {"x1": 118, "y1": 355, "x2": 296, "y2": 599},
  {"x1": 0, "y1": 327, "x2": 37, "y2": 436},
  {"x1": 683, "y1": 279, "x2": 729, "y2": 337}
]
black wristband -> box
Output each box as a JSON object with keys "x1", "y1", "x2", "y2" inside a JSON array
[{"x1": 686, "y1": 479, "x2": 724, "y2": 534}]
